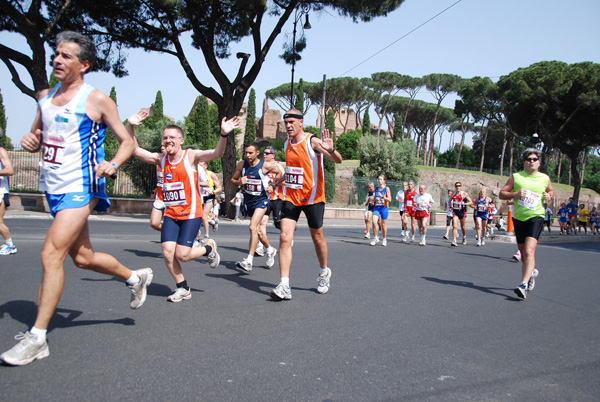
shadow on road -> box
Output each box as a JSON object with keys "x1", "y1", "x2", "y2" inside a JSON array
[{"x1": 422, "y1": 276, "x2": 521, "y2": 301}]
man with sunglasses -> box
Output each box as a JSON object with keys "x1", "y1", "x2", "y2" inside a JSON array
[{"x1": 500, "y1": 148, "x2": 554, "y2": 299}]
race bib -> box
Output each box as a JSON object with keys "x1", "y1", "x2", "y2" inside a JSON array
[
  {"x1": 406, "y1": 200, "x2": 413, "y2": 207},
  {"x1": 518, "y1": 189, "x2": 541, "y2": 211},
  {"x1": 284, "y1": 166, "x2": 304, "y2": 189},
  {"x1": 162, "y1": 182, "x2": 187, "y2": 207},
  {"x1": 244, "y1": 178, "x2": 262, "y2": 196},
  {"x1": 452, "y1": 201, "x2": 463, "y2": 209},
  {"x1": 375, "y1": 196, "x2": 385, "y2": 206},
  {"x1": 42, "y1": 142, "x2": 65, "y2": 166},
  {"x1": 478, "y1": 204, "x2": 486, "y2": 212}
]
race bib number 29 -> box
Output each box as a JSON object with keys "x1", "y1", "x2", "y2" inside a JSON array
[{"x1": 42, "y1": 142, "x2": 64, "y2": 165}]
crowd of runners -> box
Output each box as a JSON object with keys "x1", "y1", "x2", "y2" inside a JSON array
[{"x1": 0, "y1": 30, "x2": 597, "y2": 367}]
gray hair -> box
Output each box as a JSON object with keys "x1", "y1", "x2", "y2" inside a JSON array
[
  {"x1": 522, "y1": 148, "x2": 542, "y2": 160},
  {"x1": 56, "y1": 31, "x2": 96, "y2": 72},
  {"x1": 367, "y1": 181, "x2": 374, "y2": 187}
]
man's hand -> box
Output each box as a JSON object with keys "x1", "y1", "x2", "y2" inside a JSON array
[
  {"x1": 128, "y1": 109, "x2": 149, "y2": 126},
  {"x1": 94, "y1": 160, "x2": 117, "y2": 178},
  {"x1": 221, "y1": 116, "x2": 241, "y2": 136},
  {"x1": 321, "y1": 129, "x2": 334, "y2": 152},
  {"x1": 21, "y1": 129, "x2": 42, "y2": 152}
]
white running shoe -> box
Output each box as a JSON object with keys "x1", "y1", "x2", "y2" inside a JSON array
[
  {"x1": 270, "y1": 283, "x2": 292, "y2": 300},
  {"x1": 317, "y1": 268, "x2": 332, "y2": 294},
  {"x1": 167, "y1": 287, "x2": 192, "y2": 302},
  {"x1": 451, "y1": 240, "x2": 458, "y2": 247},
  {"x1": 364, "y1": 232, "x2": 370, "y2": 239},
  {"x1": 481, "y1": 239, "x2": 485, "y2": 246},
  {"x1": 265, "y1": 246, "x2": 277, "y2": 268},
  {"x1": 0, "y1": 243, "x2": 17, "y2": 255},
  {"x1": 236, "y1": 258, "x2": 253, "y2": 272},
  {"x1": 370, "y1": 237, "x2": 379, "y2": 246},
  {"x1": 129, "y1": 268, "x2": 153, "y2": 309},
  {"x1": 462, "y1": 237, "x2": 467, "y2": 245},
  {"x1": 382, "y1": 239, "x2": 387, "y2": 247},
  {"x1": 0, "y1": 332, "x2": 49, "y2": 366},
  {"x1": 204, "y1": 238, "x2": 220, "y2": 269},
  {"x1": 419, "y1": 238, "x2": 426, "y2": 246},
  {"x1": 512, "y1": 252, "x2": 521, "y2": 262},
  {"x1": 477, "y1": 239, "x2": 481, "y2": 247},
  {"x1": 411, "y1": 236, "x2": 415, "y2": 243},
  {"x1": 255, "y1": 243, "x2": 265, "y2": 257},
  {"x1": 528, "y1": 268, "x2": 539, "y2": 291}
]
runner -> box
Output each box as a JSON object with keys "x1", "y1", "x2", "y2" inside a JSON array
[
  {"x1": 450, "y1": 182, "x2": 473, "y2": 247},
  {"x1": 364, "y1": 181, "x2": 375, "y2": 239},
  {"x1": 231, "y1": 187, "x2": 244, "y2": 222},
  {"x1": 256, "y1": 146, "x2": 284, "y2": 256},
  {"x1": 487, "y1": 201, "x2": 498, "y2": 237},
  {"x1": 589, "y1": 206, "x2": 599, "y2": 236},
  {"x1": 558, "y1": 202, "x2": 568, "y2": 235},
  {"x1": 474, "y1": 188, "x2": 492, "y2": 246},
  {"x1": 231, "y1": 142, "x2": 283, "y2": 272},
  {"x1": 370, "y1": 175, "x2": 392, "y2": 247},
  {"x1": 577, "y1": 203, "x2": 589, "y2": 234},
  {"x1": 396, "y1": 182, "x2": 408, "y2": 239},
  {"x1": 499, "y1": 148, "x2": 554, "y2": 299},
  {"x1": 197, "y1": 161, "x2": 222, "y2": 241},
  {"x1": 443, "y1": 189, "x2": 453, "y2": 240},
  {"x1": 269, "y1": 109, "x2": 342, "y2": 300},
  {"x1": 0, "y1": 145, "x2": 16, "y2": 255},
  {"x1": 566, "y1": 197, "x2": 578, "y2": 234},
  {"x1": 132, "y1": 110, "x2": 240, "y2": 302},
  {"x1": 414, "y1": 184, "x2": 434, "y2": 246},
  {"x1": 543, "y1": 203, "x2": 553, "y2": 233},
  {"x1": 402, "y1": 180, "x2": 417, "y2": 243},
  {"x1": 1, "y1": 31, "x2": 152, "y2": 366}
]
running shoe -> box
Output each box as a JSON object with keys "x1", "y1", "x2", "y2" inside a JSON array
[
  {"x1": 411, "y1": 236, "x2": 415, "y2": 243},
  {"x1": 419, "y1": 239, "x2": 426, "y2": 246},
  {"x1": 451, "y1": 240, "x2": 458, "y2": 247},
  {"x1": 528, "y1": 269, "x2": 539, "y2": 291},
  {"x1": 0, "y1": 332, "x2": 49, "y2": 366},
  {"x1": 382, "y1": 239, "x2": 387, "y2": 247},
  {"x1": 514, "y1": 282, "x2": 528, "y2": 299},
  {"x1": 255, "y1": 243, "x2": 265, "y2": 257},
  {"x1": 129, "y1": 268, "x2": 153, "y2": 309},
  {"x1": 317, "y1": 267, "x2": 332, "y2": 294},
  {"x1": 270, "y1": 283, "x2": 292, "y2": 300},
  {"x1": 205, "y1": 238, "x2": 220, "y2": 268},
  {"x1": 213, "y1": 218, "x2": 219, "y2": 232},
  {"x1": 443, "y1": 235, "x2": 449, "y2": 240},
  {"x1": 265, "y1": 246, "x2": 277, "y2": 268},
  {"x1": 167, "y1": 287, "x2": 192, "y2": 302},
  {"x1": 370, "y1": 237, "x2": 379, "y2": 246},
  {"x1": 481, "y1": 239, "x2": 485, "y2": 246},
  {"x1": 364, "y1": 232, "x2": 370, "y2": 239},
  {"x1": 476, "y1": 239, "x2": 481, "y2": 247},
  {"x1": 0, "y1": 243, "x2": 17, "y2": 255},
  {"x1": 462, "y1": 237, "x2": 467, "y2": 245},
  {"x1": 402, "y1": 234, "x2": 409, "y2": 243},
  {"x1": 512, "y1": 252, "x2": 521, "y2": 262},
  {"x1": 236, "y1": 258, "x2": 253, "y2": 272}
]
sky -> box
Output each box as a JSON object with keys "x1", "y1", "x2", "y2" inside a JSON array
[{"x1": 1, "y1": 0, "x2": 599, "y2": 151}]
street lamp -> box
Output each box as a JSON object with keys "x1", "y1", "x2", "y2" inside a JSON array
[{"x1": 290, "y1": 4, "x2": 311, "y2": 109}]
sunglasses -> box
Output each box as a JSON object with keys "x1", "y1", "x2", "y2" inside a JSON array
[
  {"x1": 263, "y1": 152, "x2": 272, "y2": 155},
  {"x1": 525, "y1": 158, "x2": 539, "y2": 162}
]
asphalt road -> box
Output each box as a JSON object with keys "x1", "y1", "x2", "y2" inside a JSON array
[{"x1": 1, "y1": 215, "x2": 599, "y2": 401}]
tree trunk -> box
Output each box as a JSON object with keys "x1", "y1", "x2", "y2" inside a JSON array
[
  {"x1": 455, "y1": 126, "x2": 467, "y2": 170},
  {"x1": 580, "y1": 149, "x2": 588, "y2": 185},
  {"x1": 479, "y1": 119, "x2": 489, "y2": 172},
  {"x1": 557, "y1": 151, "x2": 562, "y2": 184},
  {"x1": 569, "y1": 152, "x2": 582, "y2": 201},
  {"x1": 508, "y1": 134, "x2": 515, "y2": 176},
  {"x1": 499, "y1": 127, "x2": 507, "y2": 176}
]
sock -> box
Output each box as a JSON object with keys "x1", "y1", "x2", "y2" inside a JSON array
[
  {"x1": 281, "y1": 277, "x2": 290, "y2": 287},
  {"x1": 126, "y1": 271, "x2": 140, "y2": 287},
  {"x1": 176, "y1": 280, "x2": 189, "y2": 289},
  {"x1": 5, "y1": 238, "x2": 14, "y2": 247},
  {"x1": 247, "y1": 255, "x2": 254, "y2": 263},
  {"x1": 204, "y1": 245, "x2": 213, "y2": 256},
  {"x1": 422, "y1": 235, "x2": 426, "y2": 240},
  {"x1": 30, "y1": 327, "x2": 47, "y2": 343},
  {"x1": 401, "y1": 230, "x2": 405, "y2": 236},
  {"x1": 320, "y1": 268, "x2": 328, "y2": 276}
]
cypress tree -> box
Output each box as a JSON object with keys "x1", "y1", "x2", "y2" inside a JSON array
[
  {"x1": 104, "y1": 87, "x2": 119, "y2": 194},
  {"x1": 294, "y1": 79, "x2": 305, "y2": 112},
  {"x1": 0, "y1": 90, "x2": 12, "y2": 150},
  {"x1": 244, "y1": 88, "x2": 256, "y2": 146},
  {"x1": 362, "y1": 106, "x2": 371, "y2": 136},
  {"x1": 324, "y1": 108, "x2": 336, "y2": 203}
]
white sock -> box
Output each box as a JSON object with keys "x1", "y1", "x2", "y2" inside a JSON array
[
  {"x1": 247, "y1": 255, "x2": 254, "y2": 263},
  {"x1": 126, "y1": 271, "x2": 140, "y2": 287},
  {"x1": 320, "y1": 267, "x2": 328, "y2": 276},
  {"x1": 5, "y1": 238, "x2": 14, "y2": 247},
  {"x1": 30, "y1": 327, "x2": 47, "y2": 342},
  {"x1": 281, "y1": 277, "x2": 290, "y2": 287}
]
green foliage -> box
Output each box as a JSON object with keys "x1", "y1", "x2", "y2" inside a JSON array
[
  {"x1": 120, "y1": 122, "x2": 165, "y2": 195},
  {"x1": 437, "y1": 145, "x2": 478, "y2": 169},
  {"x1": 294, "y1": 79, "x2": 305, "y2": 111},
  {"x1": 244, "y1": 89, "x2": 256, "y2": 145},
  {"x1": 48, "y1": 71, "x2": 59, "y2": 88},
  {"x1": 103, "y1": 86, "x2": 120, "y2": 194},
  {"x1": 324, "y1": 109, "x2": 337, "y2": 202},
  {"x1": 582, "y1": 154, "x2": 600, "y2": 193},
  {"x1": 356, "y1": 135, "x2": 420, "y2": 181},
  {"x1": 336, "y1": 129, "x2": 361, "y2": 160},
  {"x1": 184, "y1": 96, "x2": 221, "y2": 172},
  {"x1": 362, "y1": 106, "x2": 371, "y2": 135},
  {"x1": 144, "y1": 91, "x2": 166, "y2": 131},
  {"x1": 0, "y1": 90, "x2": 12, "y2": 150}
]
